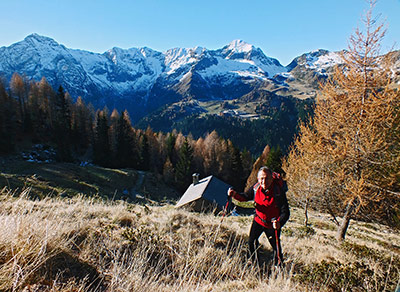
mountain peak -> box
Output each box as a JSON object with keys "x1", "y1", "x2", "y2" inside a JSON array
[
  {"x1": 22, "y1": 33, "x2": 61, "y2": 49},
  {"x1": 226, "y1": 40, "x2": 254, "y2": 53},
  {"x1": 24, "y1": 33, "x2": 56, "y2": 43}
]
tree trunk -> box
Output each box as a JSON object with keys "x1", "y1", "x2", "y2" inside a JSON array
[
  {"x1": 336, "y1": 200, "x2": 356, "y2": 241},
  {"x1": 304, "y1": 198, "x2": 309, "y2": 226}
]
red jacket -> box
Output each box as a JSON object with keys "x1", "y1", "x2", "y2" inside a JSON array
[{"x1": 233, "y1": 172, "x2": 290, "y2": 228}]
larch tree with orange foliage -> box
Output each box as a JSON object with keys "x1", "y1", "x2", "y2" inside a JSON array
[{"x1": 284, "y1": 1, "x2": 400, "y2": 241}]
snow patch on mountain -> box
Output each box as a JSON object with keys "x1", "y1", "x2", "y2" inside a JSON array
[
  {"x1": 198, "y1": 56, "x2": 261, "y2": 81},
  {"x1": 164, "y1": 47, "x2": 205, "y2": 74},
  {"x1": 226, "y1": 39, "x2": 254, "y2": 54},
  {"x1": 304, "y1": 51, "x2": 344, "y2": 73},
  {"x1": 70, "y1": 46, "x2": 164, "y2": 93},
  {"x1": 198, "y1": 54, "x2": 286, "y2": 82},
  {"x1": 69, "y1": 49, "x2": 108, "y2": 74}
]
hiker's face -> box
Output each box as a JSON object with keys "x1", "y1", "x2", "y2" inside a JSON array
[{"x1": 258, "y1": 171, "x2": 273, "y2": 190}]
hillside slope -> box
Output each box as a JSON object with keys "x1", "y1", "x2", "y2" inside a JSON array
[
  {"x1": 0, "y1": 156, "x2": 180, "y2": 202},
  {"x1": 0, "y1": 188, "x2": 398, "y2": 291}
]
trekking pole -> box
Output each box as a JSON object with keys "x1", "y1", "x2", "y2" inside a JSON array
[
  {"x1": 275, "y1": 228, "x2": 282, "y2": 266},
  {"x1": 272, "y1": 218, "x2": 282, "y2": 266},
  {"x1": 220, "y1": 187, "x2": 233, "y2": 223},
  {"x1": 220, "y1": 197, "x2": 230, "y2": 223}
]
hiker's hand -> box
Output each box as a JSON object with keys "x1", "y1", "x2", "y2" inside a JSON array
[
  {"x1": 227, "y1": 187, "x2": 235, "y2": 197},
  {"x1": 272, "y1": 219, "x2": 281, "y2": 230}
]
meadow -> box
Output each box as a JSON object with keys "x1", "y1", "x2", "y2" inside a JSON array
[{"x1": 0, "y1": 186, "x2": 398, "y2": 292}]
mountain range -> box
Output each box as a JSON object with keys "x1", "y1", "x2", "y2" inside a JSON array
[{"x1": 0, "y1": 33, "x2": 374, "y2": 120}]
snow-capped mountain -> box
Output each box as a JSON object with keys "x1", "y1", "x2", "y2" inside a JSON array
[{"x1": 0, "y1": 34, "x2": 344, "y2": 119}]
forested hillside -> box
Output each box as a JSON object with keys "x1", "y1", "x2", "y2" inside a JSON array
[
  {"x1": 136, "y1": 94, "x2": 313, "y2": 155},
  {"x1": 1, "y1": 74, "x2": 280, "y2": 192}
]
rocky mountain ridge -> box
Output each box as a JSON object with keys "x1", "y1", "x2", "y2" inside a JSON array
[
  {"x1": 1, "y1": 34, "x2": 398, "y2": 121},
  {"x1": 0, "y1": 35, "x2": 317, "y2": 116}
]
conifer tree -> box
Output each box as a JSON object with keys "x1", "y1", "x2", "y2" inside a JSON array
[
  {"x1": 145, "y1": 127, "x2": 162, "y2": 173},
  {"x1": 166, "y1": 132, "x2": 177, "y2": 165},
  {"x1": 115, "y1": 110, "x2": 137, "y2": 168},
  {"x1": 93, "y1": 109, "x2": 112, "y2": 166},
  {"x1": 109, "y1": 109, "x2": 120, "y2": 157},
  {"x1": 241, "y1": 148, "x2": 254, "y2": 179},
  {"x1": 38, "y1": 77, "x2": 54, "y2": 131},
  {"x1": 227, "y1": 140, "x2": 245, "y2": 190},
  {"x1": 27, "y1": 82, "x2": 41, "y2": 141},
  {"x1": 266, "y1": 146, "x2": 283, "y2": 174},
  {"x1": 0, "y1": 79, "x2": 17, "y2": 153},
  {"x1": 216, "y1": 138, "x2": 230, "y2": 181},
  {"x1": 175, "y1": 138, "x2": 194, "y2": 191},
  {"x1": 27, "y1": 80, "x2": 53, "y2": 142},
  {"x1": 284, "y1": 1, "x2": 400, "y2": 240},
  {"x1": 71, "y1": 97, "x2": 93, "y2": 153},
  {"x1": 10, "y1": 73, "x2": 29, "y2": 132},
  {"x1": 138, "y1": 133, "x2": 150, "y2": 170},
  {"x1": 53, "y1": 86, "x2": 73, "y2": 161}
]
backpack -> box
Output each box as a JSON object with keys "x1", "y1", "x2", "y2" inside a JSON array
[{"x1": 272, "y1": 172, "x2": 288, "y2": 195}]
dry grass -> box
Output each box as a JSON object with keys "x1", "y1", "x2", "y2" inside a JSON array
[{"x1": 0, "y1": 188, "x2": 399, "y2": 292}]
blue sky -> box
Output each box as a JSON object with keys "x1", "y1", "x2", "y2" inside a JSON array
[{"x1": 0, "y1": 0, "x2": 399, "y2": 65}]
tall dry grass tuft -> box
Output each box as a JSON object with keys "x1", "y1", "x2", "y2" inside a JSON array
[
  {"x1": 0, "y1": 188, "x2": 76, "y2": 291},
  {"x1": 0, "y1": 188, "x2": 398, "y2": 291}
]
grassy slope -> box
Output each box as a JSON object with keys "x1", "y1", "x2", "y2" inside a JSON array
[
  {"x1": 0, "y1": 159, "x2": 399, "y2": 291},
  {"x1": 0, "y1": 186, "x2": 399, "y2": 291},
  {"x1": 0, "y1": 157, "x2": 180, "y2": 202}
]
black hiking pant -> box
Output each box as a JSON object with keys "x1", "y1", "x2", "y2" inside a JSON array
[{"x1": 248, "y1": 219, "x2": 283, "y2": 265}]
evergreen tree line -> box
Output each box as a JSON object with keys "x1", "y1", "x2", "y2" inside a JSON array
[{"x1": 0, "y1": 73, "x2": 258, "y2": 191}]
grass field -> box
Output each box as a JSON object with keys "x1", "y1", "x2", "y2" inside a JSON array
[
  {"x1": 0, "y1": 159, "x2": 399, "y2": 291},
  {"x1": 0, "y1": 157, "x2": 179, "y2": 202},
  {"x1": 0, "y1": 188, "x2": 399, "y2": 291}
]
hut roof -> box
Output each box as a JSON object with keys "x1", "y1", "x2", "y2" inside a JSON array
[{"x1": 175, "y1": 175, "x2": 231, "y2": 210}]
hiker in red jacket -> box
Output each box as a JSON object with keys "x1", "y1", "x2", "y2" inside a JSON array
[{"x1": 228, "y1": 166, "x2": 290, "y2": 266}]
